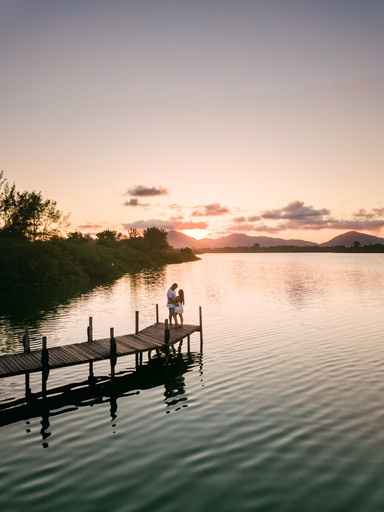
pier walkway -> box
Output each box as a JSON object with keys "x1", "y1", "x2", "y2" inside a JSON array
[{"x1": 0, "y1": 322, "x2": 200, "y2": 379}]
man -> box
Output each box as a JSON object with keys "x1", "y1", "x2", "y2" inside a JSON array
[{"x1": 166, "y1": 282, "x2": 178, "y2": 326}]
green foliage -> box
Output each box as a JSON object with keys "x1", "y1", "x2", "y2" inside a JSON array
[
  {"x1": 143, "y1": 227, "x2": 169, "y2": 249},
  {"x1": 67, "y1": 231, "x2": 92, "y2": 241},
  {"x1": 0, "y1": 236, "x2": 198, "y2": 293},
  {"x1": 0, "y1": 172, "x2": 63, "y2": 240},
  {"x1": 96, "y1": 230, "x2": 122, "y2": 243}
]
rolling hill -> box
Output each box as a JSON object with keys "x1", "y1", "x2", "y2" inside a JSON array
[
  {"x1": 167, "y1": 230, "x2": 316, "y2": 249},
  {"x1": 321, "y1": 231, "x2": 384, "y2": 247},
  {"x1": 167, "y1": 230, "x2": 384, "y2": 250}
]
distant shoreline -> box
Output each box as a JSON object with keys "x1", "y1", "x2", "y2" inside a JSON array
[{"x1": 197, "y1": 245, "x2": 384, "y2": 254}]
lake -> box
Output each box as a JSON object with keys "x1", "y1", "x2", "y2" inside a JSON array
[{"x1": 1, "y1": 253, "x2": 384, "y2": 512}]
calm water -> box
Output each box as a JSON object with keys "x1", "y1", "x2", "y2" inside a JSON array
[{"x1": 1, "y1": 253, "x2": 384, "y2": 512}]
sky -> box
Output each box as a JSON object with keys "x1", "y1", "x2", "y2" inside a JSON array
[{"x1": 1, "y1": 0, "x2": 384, "y2": 242}]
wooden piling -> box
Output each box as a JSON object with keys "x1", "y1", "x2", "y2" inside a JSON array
[
  {"x1": 156, "y1": 304, "x2": 159, "y2": 324},
  {"x1": 110, "y1": 327, "x2": 117, "y2": 378},
  {"x1": 187, "y1": 335, "x2": 190, "y2": 353},
  {"x1": 23, "y1": 330, "x2": 31, "y2": 401},
  {"x1": 88, "y1": 317, "x2": 94, "y2": 383},
  {"x1": 135, "y1": 352, "x2": 139, "y2": 368},
  {"x1": 199, "y1": 306, "x2": 203, "y2": 352},
  {"x1": 41, "y1": 336, "x2": 49, "y2": 398},
  {"x1": 164, "y1": 319, "x2": 170, "y2": 345},
  {"x1": 135, "y1": 311, "x2": 139, "y2": 334}
]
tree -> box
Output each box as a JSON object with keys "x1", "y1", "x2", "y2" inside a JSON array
[
  {"x1": 353, "y1": 241, "x2": 361, "y2": 248},
  {"x1": 143, "y1": 227, "x2": 169, "y2": 249},
  {"x1": 96, "y1": 230, "x2": 121, "y2": 242},
  {"x1": 0, "y1": 172, "x2": 63, "y2": 240},
  {"x1": 67, "y1": 231, "x2": 92, "y2": 241}
]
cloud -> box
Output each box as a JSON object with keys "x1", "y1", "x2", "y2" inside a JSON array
[
  {"x1": 233, "y1": 215, "x2": 261, "y2": 223},
  {"x1": 228, "y1": 223, "x2": 282, "y2": 234},
  {"x1": 276, "y1": 218, "x2": 384, "y2": 232},
  {"x1": 262, "y1": 201, "x2": 330, "y2": 220},
  {"x1": 192, "y1": 203, "x2": 230, "y2": 216},
  {"x1": 353, "y1": 207, "x2": 384, "y2": 219},
  {"x1": 123, "y1": 198, "x2": 148, "y2": 207},
  {"x1": 230, "y1": 200, "x2": 384, "y2": 234},
  {"x1": 127, "y1": 185, "x2": 168, "y2": 197},
  {"x1": 122, "y1": 218, "x2": 208, "y2": 231}
]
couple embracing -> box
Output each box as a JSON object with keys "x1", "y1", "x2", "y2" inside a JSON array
[{"x1": 166, "y1": 282, "x2": 185, "y2": 328}]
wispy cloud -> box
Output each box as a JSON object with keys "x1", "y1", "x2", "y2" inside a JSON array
[
  {"x1": 353, "y1": 207, "x2": 384, "y2": 219},
  {"x1": 228, "y1": 200, "x2": 384, "y2": 235},
  {"x1": 123, "y1": 198, "x2": 148, "y2": 207},
  {"x1": 127, "y1": 185, "x2": 168, "y2": 197},
  {"x1": 261, "y1": 201, "x2": 330, "y2": 220},
  {"x1": 228, "y1": 223, "x2": 282, "y2": 234},
  {"x1": 122, "y1": 218, "x2": 208, "y2": 231},
  {"x1": 192, "y1": 203, "x2": 230, "y2": 216}
]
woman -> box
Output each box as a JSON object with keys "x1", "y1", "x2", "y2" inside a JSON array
[{"x1": 174, "y1": 289, "x2": 185, "y2": 328}]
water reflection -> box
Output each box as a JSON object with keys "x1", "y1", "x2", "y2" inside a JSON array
[{"x1": 0, "y1": 352, "x2": 201, "y2": 448}]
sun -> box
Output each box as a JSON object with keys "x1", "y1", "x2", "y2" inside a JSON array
[{"x1": 181, "y1": 229, "x2": 209, "y2": 240}]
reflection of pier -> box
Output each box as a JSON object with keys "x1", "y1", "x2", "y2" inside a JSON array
[
  {"x1": 0, "y1": 305, "x2": 203, "y2": 402},
  {"x1": 0, "y1": 353, "x2": 202, "y2": 447},
  {"x1": 0, "y1": 353, "x2": 199, "y2": 427}
]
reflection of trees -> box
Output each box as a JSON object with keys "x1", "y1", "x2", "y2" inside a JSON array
[{"x1": 0, "y1": 280, "x2": 117, "y2": 353}]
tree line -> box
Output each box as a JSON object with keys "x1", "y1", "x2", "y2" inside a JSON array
[{"x1": 0, "y1": 171, "x2": 169, "y2": 248}]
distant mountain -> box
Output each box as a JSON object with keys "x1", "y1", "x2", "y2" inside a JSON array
[
  {"x1": 167, "y1": 230, "x2": 316, "y2": 250},
  {"x1": 321, "y1": 231, "x2": 384, "y2": 247},
  {"x1": 167, "y1": 230, "x2": 200, "y2": 249}
]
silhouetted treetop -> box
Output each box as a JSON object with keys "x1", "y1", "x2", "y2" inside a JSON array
[
  {"x1": 143, "y1": 227, "x2": 169, "y2": 249},
  {"x1": 0, "y1": 172, "x2": 63, "y2": 240}
]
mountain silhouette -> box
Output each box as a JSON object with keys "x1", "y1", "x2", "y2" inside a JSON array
[
  {"x1": 321, "y1": 231, "x2": 384, "y2": 247},
  {"x1": 168, "y1": 230, "x2": 384, "y2": 250},
  {"x1": 167, "y1": 230, "x2": 316, "y2": 249}
]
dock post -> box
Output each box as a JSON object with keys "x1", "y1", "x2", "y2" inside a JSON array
[
  {"x1": 164, "y1": 319, "x2": 170, "y2": 344},
  {"x1": 135, "y1": 352, "x2": 139, "y2": 368},
  {"x1": 23, "y1": 330, "x2": 32, "y2": 401},
  {"x1": 156, "y1": 304, "x2": 159, "y2": 324},
  {"x1": 135, "y1": 311, "x2": 139, "y2": 334},
  {"x1": 139, "y1": 352, "x2": 143, "y2": 366},
  {"x1": 164, "y1": 319, "x2": 170, "y2": 358},
  {"x1": 88, "y1": 317, "x2": 94, "y2": 384},
  {"x1": 41, "y1": 336, "x2": 49, "y2": 399},
  {"x1": 187, "y1": 335, "x2": 191, "y2": 354},
  {"x1": 199, "y1": 306, "x2": 203, "y2": 353},
  {"x1": 148, "y1": 350, "x2": 152, "y2": 361},
  {"x1": 110, "y1": 327, "x2": 116, "y2": 378}
]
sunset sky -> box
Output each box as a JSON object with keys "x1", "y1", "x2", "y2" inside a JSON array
[{"x1": 1, "y1": 0, "x2": 384, "y2": 242}]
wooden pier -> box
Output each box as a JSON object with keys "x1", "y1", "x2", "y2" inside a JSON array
[{"x1": 0, "y1": 305, "x2": 203, "y2": 399}]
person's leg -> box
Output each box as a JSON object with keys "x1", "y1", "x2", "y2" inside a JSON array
[
  {"x1": 179, "y1": 313, "x2": 183, "y2": 327},
  {"x1": 169, "y1": 307, "x2": 173, "y2": 325}
]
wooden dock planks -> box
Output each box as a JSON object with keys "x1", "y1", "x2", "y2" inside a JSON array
[{"x1": 0, "y1": 323, "x2": 200, "y2": 379}]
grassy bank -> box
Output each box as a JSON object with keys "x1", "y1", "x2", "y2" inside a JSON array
[{"x1": 0, "y1": 237, "x2": 198, "y2": 293}]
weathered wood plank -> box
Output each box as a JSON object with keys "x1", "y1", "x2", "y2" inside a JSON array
[{"x1": 0, "y1": 322, "x2": 200, "y2": 378}]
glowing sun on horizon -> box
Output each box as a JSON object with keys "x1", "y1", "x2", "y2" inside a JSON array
[{"x1": 181, "y1": 229, "x2": 209, "y2": 240}]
